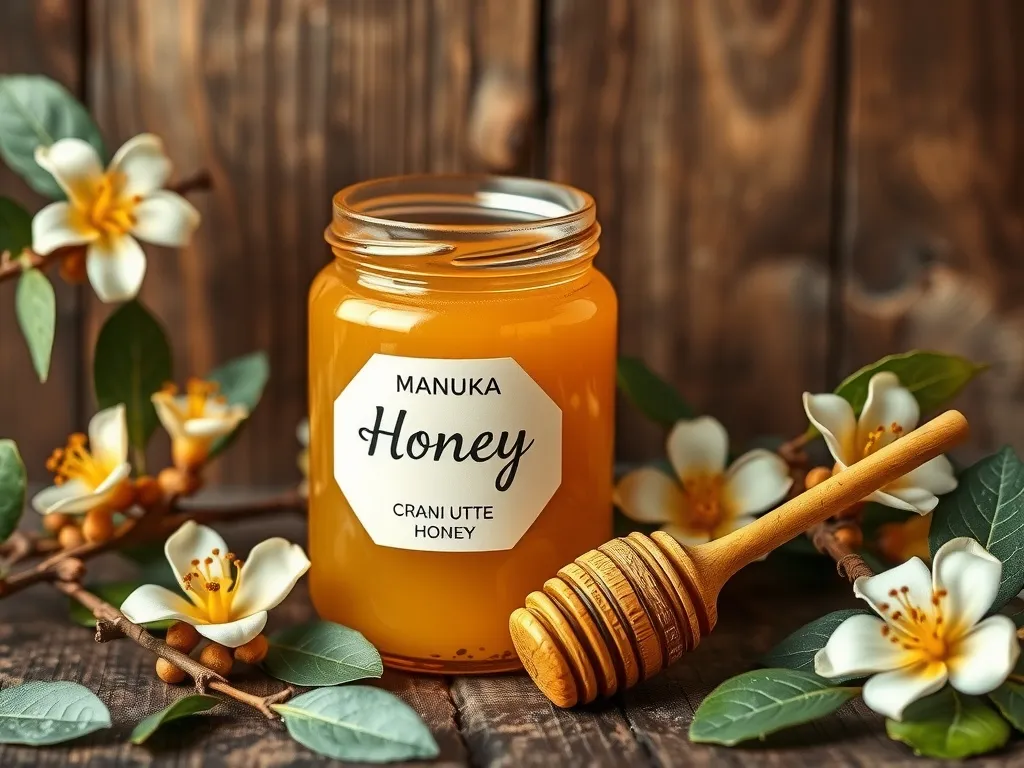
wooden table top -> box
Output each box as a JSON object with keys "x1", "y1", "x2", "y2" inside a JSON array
[{"x1": 0, "y1": 508, "x2": 1020, "y2": 767}]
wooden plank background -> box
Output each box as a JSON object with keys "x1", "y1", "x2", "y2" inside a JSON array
[{"x1": 1, "y1": 0, "x2": 1022, "y2": 484}]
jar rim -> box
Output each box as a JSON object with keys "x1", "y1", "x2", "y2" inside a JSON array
[{"x1": 330, "y1": 174, "x2": 596, "y2": 237}]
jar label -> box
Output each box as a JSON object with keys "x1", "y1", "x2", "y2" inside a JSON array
[{"x1": 333, "y1": 354, "x2": 563, "y2": 552}]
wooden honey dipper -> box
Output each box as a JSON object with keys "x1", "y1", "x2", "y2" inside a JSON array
[{"x1": 509, "y1": 409, "x2": 969, "y2": 707}]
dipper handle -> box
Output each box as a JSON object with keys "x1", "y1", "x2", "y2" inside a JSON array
[{"x1": 510, "y1": 410, "x2": 969, "y2": 707}]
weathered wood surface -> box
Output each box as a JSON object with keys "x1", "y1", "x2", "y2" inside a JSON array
[
  {"x1": 2, "y1": 0, "x2": 1023, "y2": 482},
  {"x1": 0, "y1": 507, "x2": 1021, "y2": 767}
]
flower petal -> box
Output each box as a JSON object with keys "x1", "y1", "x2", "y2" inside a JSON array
[
  {"x1": 109, "y1": 134, "x2": 171, "y2": 197},
  {"x1": 667, "y1": 416, "x2": 728, "y2": 479},
  {"x1": 33, "y1": 463, "x2": 131, "y2": 515},
  {"x1": 164, "y1": 521, "x2": 229, "y2": 587},
  {"x1": 854, "y1": 556, "x2": 934, "y2": 620},
  {"x1": 932, "y1": 537, "x2": 1002, "y2": 632},
  {"x1": 86, "y1": 235, "x2": 146, "y2": 303},
  {"x1": 230, "y1": 539, "x2": 311, "y2": 617},
  {"x1": 32, "y1": 480, "x2": 89, "y2": 515},
  {"x1": 813, "y1": 613, "x2": 907, "y2": 678},
  {"x1": 89, "y1": 404, "x2": 129, "y2": 467},
  {"x1": 947, "y1": 615, "x2": 1020, "y2": 695},
  {"x1": 195, "y1": 611, "x2": 268, "y2": 648},
  {"x1": 712, "y1": 514, "x2": 758, "y2": 538},
  {"x1": 868, "y1": 486, "x2": 939, "y2": 515},
  {"x1": 725, "y1": 449, "x2": 793, "y2": 516},
  {"x1": 34, "y1": 138, "x2": 103, "y2": 204},
  {"x1": 862, "y1": 662, "x2": 948, "y2": 721},
  {"x1": 613, "y1": 468, "x2": 680, "y2": 524},
  {"x1": 152, "y1": 393, "x2": 186, "y2": 438},
  {"x1": 898, "y1": 455, "x2": 958, "y2": 496},
  {"x1": 858, "y1": 372, "x2": 919, "y2": 450},
  {"x1": 182, "y1": 410, "x2": 246, "y2": 439},
  {"x1": 31, "y1": 201, "x2": 95, "y2": 255},
  {"x1": 802, "y1": 392, "x2": 857, "y2": 465},
  {"x1": 120, "y1": 584, "x2": 200, "y2": 625},
  {"x1": 297, "y1": 419, "x2": 309, "y2": 447},
  {"x1": 130, "y1": 191, "x2": 200, "y2": 247},
  {"x1": 659, "y1": 523, "x2": 711, "y2": 548}
]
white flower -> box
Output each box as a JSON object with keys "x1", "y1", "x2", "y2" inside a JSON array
[
  {"x1": 32, "y1": 404, "x2": 132, "y2": 516},
  {"x1": 152, "y1": 379, "x2": 248, "y2": 470},
  {"x1": 803, "y1": 372, "x2": 958, "y2": 514},
  {"x1": 614, "y1": 416, "x2": 793, "y2": 545},
  {"x1": 121, "y1": 521, "x2": 309, "y2": 648},
  {"x1": 31, "y1": 134, "x2": 200, "y2": 303},
  {"x1": 815, "y1": 537, "x2": 1019, "y2": 720},
  {"x1": 297, "y1": 419, "x2": 309, "y2": 498}
]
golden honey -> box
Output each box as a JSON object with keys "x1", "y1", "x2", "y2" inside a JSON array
[{"x1": 308, "y1": 175, "x2": 616, "y2": 673}]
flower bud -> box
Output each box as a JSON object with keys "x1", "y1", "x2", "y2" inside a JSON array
[
  {"x1": 156, "y1": 658, "x2": 187, "y2": 684},
  {"x1": 165, "y1": 621, "x2": 201, "y2": 653},
  {"x1": 82, "y1": 508, "x2": 115, "y2": 543},
  {"x1": 804, "y1": 466, "x2": 833, "y2": 490},
  {"x1": 233, "y1": 634, "x2": 269, "y2": 665},
  {"x1": 42, "y1": 513, "x2": 71, "y2": 535},
  {"x1": 199, "y1": 642, "x2": 233, "y2": 676},
  {"x1": 834, "y1": 526, "x2": 863, "y2": 550},
  {"x1": 58, "y1": 524, "x2": 84, "y2": 549},
  {"x1": 158, "y1": 467, "x2": 202, "y2": 497},
  {"x1": 134, "y1": 475, "x2": 163, "y2": 509}
]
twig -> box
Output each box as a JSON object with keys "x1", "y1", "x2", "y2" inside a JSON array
[
  {"x1": 0, "y1": 489, "x2": 302, "y2": 600},
  {"x1": 809, "y1": 521, "x2": 875, "y2": 582},
  {"x1": 0, "y1": 169, "x2": 212, "y2": 284},
  {"x1": 53, "y1": 578, "x2": 292, "y2": 718},
  {"x1": 0, "y1": 530, "x2": 60, "y2": 572}
]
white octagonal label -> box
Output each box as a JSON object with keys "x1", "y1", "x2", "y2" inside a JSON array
[{"x1": 334, "y1": 354, "x2": 562, "y2": 552}]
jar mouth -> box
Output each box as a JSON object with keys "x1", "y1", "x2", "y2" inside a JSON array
[
  {"x1": 326, "y1": 175, "x2": 600, "y2": 276},
  {"x1": 331, "y1": 174, "x2": 595, "y2": 235}
]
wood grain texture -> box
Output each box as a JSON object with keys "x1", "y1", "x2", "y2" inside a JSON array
[
  {"x1": 546, "y1": 0, "x2": 837, "y2": 461},
  {"x1": 1, "y1": 503, "x2": 1022, "y2": 765},
  {"x1": 83, "y1": 0, "x2": 540, "y2": 483},
  {"x1": 0, "y1": 0, "x2": 84, "y2": 483},
  {"x1": 838, "y1": 0, "x2": 1024, "y2": 462}
]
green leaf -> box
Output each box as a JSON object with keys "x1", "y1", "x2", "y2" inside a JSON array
[
  {"x1": 929, "y1": 447, "x2": 1024, "y2": 609},
  {"x1": 834, "y1": 350, "x2": 986, "y2": 418},
  {"x1": 0, "y1": 681, "x2": 110, "y2": 745},
  {"x1": 0, "y1": 196, "x2": 32, "y2": 256},
  {"x1": 617, "y1": 356, "x2": 695, "y2": 427},
  {"x1": 130, "y1": 694, "x2": 220, "y2": 745},
  {"x1": 0, "y1": 75, "x2": 105, "y2": 199},
  {"x1": 263, "y1": 621, "x2": 383, "y2": 687},
  {"x1": 205, "y1": 351, "x2": 269, "y2": 459},
  {"x1": 761, "y1": 610, "x2": 869, "y2": 682},
  {"x1": 989, "y1": 681, "x2": 1024, "y2": 733},
  {"x1": 68, "y1": 582, "x2": 173, "y2": 631},
  {"x1": 0, "y1": 440, "x2": 27, "y2": 545},
  {"x1": 273, "y1": 686, "x2": 439, "y2": 763},
  {"x1": 887, "y1": 689, "x2": 1009, "y2": 759},
  {"x1": 93, "y1": 300, "x2": 173, "y2": 453},
  {"x1": 15, "y1": 268, "x2": 56, "y2": 382},
  {"x1": 688, "y1": 669, "x2": 859, "y2": 746}
]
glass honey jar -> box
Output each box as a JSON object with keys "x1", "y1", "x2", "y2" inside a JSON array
[{"x1": 308, "y1": 175, "x2": 616, "y2": 674}]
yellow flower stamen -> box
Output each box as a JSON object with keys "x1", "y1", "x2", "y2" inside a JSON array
[
  {"x1": 180, "y1": 547, "x2": 246, "y2": 624},
  {"x1": 45, "y1": 433, "x2": 113, "y2": 489},
  {"x1": 186, "y1": 378, "x2": 221, "y2": 419},
  {"x1": 680, "y1": 472, "x2": 731, "y2": 535},
  {"x1": 876, "y1": 584, "x2": 950, "y2": 663},
  {"x1": 79, "y1": 173, "x2": 139, "y2": 239},
  {"x1": 862, "y1": 422, "x2": 906, "y2": 459}
]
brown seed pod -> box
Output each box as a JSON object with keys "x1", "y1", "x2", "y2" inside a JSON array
[
  {"x1": 42, "y1": 513, "x2": 71, "y2": 535},
  {"x1": 804, "y1": 466, "x2": 833, "y2": 490},
  {"x1": 199, "y1": 642, "x2": 233, "y2": 676},
  {"x1": 105, "y1": 480, "x2": 136, "y2": 512},
  {"x1": 233, "y1": 634, "x2": 269, "y2": 665},
  {"x1": 82, "y1": 508, "x2": 115, "y2": 543},
  {"x1": 158, "y1": 467, "x2": 202, "y2": 497},
  {"x1": 57, "y1": 524, "x2": 85, "y2": 549},
  {"x1": 165, "y1": 621, "x2": 201, "y2": 654},
  {"x1": 156, "y1": 658, "x2": 187, "y2": 685}
]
